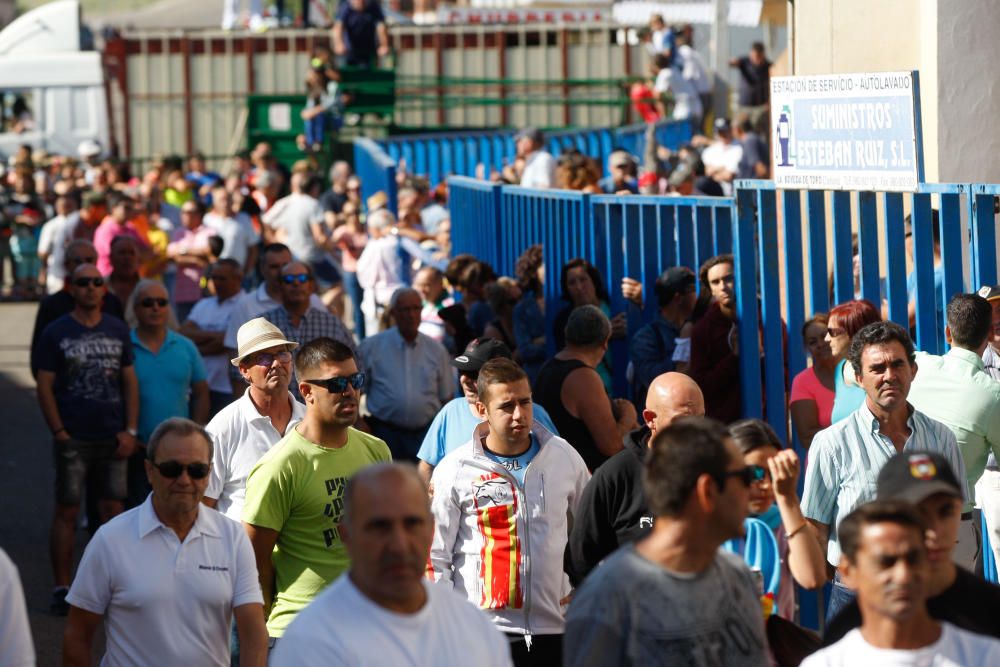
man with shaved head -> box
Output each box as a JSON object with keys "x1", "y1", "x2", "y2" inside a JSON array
[
  {"x1": 566, "y1": 372, "x2": 705, "y2": 584},
  {"x1": 271, "y1": 463, "x2": 511, "y2": 666}
]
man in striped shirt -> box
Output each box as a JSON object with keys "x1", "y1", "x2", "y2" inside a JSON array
[{"x1": 801, "y1": 321, "x2": 966, "y2": 621}]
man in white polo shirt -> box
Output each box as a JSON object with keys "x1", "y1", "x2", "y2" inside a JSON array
[
  {"x1": 204, "y1": 317, "x2": 305, "y2": 522},
  {"x1": 62, "y1": 418, "x2": 268, "y2": 667}
]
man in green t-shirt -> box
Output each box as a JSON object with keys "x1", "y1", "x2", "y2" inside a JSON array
[{"x1": 242, "y1": 337, "x2": 391, "y2": 641}]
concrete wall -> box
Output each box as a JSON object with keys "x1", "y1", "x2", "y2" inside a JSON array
[{"x1": 792, "y1": 0, "x2": 1000, "y2": 184}]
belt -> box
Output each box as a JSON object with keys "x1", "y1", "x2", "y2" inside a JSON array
[{"x1": 961, "y1": 512, "x2": 973, "y2": 521}]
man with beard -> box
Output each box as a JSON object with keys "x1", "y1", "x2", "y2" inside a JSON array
[{"x1": 242, "y1": 337, "x2": 390, "y2": 647}]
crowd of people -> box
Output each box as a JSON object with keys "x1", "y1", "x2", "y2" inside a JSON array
[{"x1": 5, "y1": 29, "x2": 1000, "y2": 667}]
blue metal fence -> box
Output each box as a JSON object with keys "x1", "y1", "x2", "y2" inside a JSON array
[
  {"x1": 363, "y1": 119, "x2": 693, "y2": 190},
  {"x1": 353, "y1": 137, "x2": 399, "y2": 216}
]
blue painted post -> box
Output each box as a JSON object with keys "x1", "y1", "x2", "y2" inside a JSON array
[
  {"x1": 805, "y1": 190, "x2": 829, "y2": 316},
  {"x1": 910, "y1": 193, "x2": 938, "y2": 353},
  {"x1": 757, "y1": 189, "x2": 786, "y2": 438},
  {"x1": 735, "y1": 188, "x2": 763, "y2": 419},
  {"x1": 938, "y1": 190, "x2": 965, "y2": 335},
  {"x1": 857, "y1": 192, "x2": 880, "y2": 306},
  {"x1": 660, "y1": 205, "x2": 677, "y2": 276},
  {"x1": 677, "y1": 206, "x2": 695, "y2": 273},
  {"x1": 694, "y1": 206, "x2": 714, "y2": 273},
  {"x1": 971, "y1": 186, "x2": 998, "y2": 290},
  {"x1": 781, "y1": 190, "x2": 806, "y2": 388},
  {"x1": 831, "y1": 191, "x2": 854, "y2": 306},
  {"x1": 714, "y1": 205, "x2": 733, "y2": 255},
  {"x1": 883, "y1": 193, "x2": 908, "y2": 328}
]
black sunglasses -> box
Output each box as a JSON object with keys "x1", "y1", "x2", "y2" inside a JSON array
[
  {"x1": 282, "y1": 273, "x2": 311, "y2": 284},
  {"x1": 718, "y1": 465, "x2": 766, "y2": 488},
  {"x1": 303, "y1": 372, "x2": 366, "y2": 393},
  {"x1": 151, "y1": 460, "x2": 210, "y2": 479},
  {"x1": 140, "y1": 297, "x2": 169, "y2": 308},
  {"x1": 73, "y1": 277, "x2": 105, "y2": 288}
]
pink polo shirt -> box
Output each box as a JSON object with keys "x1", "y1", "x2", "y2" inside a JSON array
[
  {"x1": 93, "y1": 218, "x2": 146, "y2": 276},
  {"x1": 167, "y1": 224, "x2": 218, "y2": 304}
]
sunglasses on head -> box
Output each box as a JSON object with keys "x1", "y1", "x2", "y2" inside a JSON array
[
  {"x1": 140, "y1": 297, "x2": 169, "y2": 308},
  {"x1": 73, "y1": 277, "x2": 104, "y2": 288},
  {"x1": 249, "y1": 350, "x2": 292, "y2": 367},
  {"x1": 303, "y1": 372, "x2": 366, "y2": 393},
  {"x1": 282, "y1": 273, "x2": 311, "y2": 284},
  {"x1": 151, "y1": 460, "x2": 210, "y2": 479}
]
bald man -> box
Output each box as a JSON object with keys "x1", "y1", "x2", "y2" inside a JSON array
[
  {"x1": 271, "y1": 464, "x2": 511, "y2": 666},
  {"x1": 565, "y1": 372, "x2": 704, "y2": 584}
]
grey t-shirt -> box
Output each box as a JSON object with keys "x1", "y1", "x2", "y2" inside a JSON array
[{"x1": 564, "y1": 545, "x2": 768, "y2": 667}]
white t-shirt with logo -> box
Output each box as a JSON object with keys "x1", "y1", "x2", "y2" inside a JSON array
[
  {"x1": 270, "y1": 575, "x2": 511, "y2": 666},
  {"x1": 802, "y1": 623, "x2": 1000, "y2": 667}
]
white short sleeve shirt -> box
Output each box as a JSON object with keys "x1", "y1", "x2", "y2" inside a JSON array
[
  {"x1": 66, "y1": 498, "x2": 263, "y2": 667},
  {"x1": 205, "y1": 389, "x2": 306, "y2": 522},
  {"x1": 270, "y1": 575, "x2": 511, "y2": 666},
  {"x1": 187, "y1": 293, "x2": 245, "y2": 393}
]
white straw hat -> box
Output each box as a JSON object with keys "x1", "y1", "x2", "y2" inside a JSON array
[{"x1": 230, "y1": 317, "x2": 299, "y2": 366}]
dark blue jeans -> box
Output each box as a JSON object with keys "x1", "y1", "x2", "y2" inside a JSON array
[
  {"x1": 304, "y1": 112, "x2": 331, "y2": 147},
  {"x1": 343, "y1": 270, "x2": 365, "y2": 340},
  {"x1": 826, "y1": 573, "x2": 857, "y2": 623}
]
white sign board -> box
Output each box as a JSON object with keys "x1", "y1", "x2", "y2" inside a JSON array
[{"x1": 770, "y1": 71, "x2": 923, "y2": 192}]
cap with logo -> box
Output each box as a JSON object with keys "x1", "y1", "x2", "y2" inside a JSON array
[
  {"x1": 978, "y1": 285, "x2": 1000, "y2": 302},
  {"x1": 876, "y1": 451, "x2": 963, "y2": 505},
  {"x1": 451, "y1": 337, "x2": 512, "y2": 372}
]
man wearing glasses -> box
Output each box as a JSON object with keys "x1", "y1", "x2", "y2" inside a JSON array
[
  {"x1": 30, "y1": 239, "x2": 124, "y2": 378},
  {"x1": 563, "y1": 417, "x2": 768, "y2": 667},
  {"x1": 35, "y1": 262, "x2": 139, "y2": 616},
  {"x1": 242, "y1": 337, "x2": 390, "y2": 648},
  {"x1": 63, "y1": 418, "x2": 268, "y2": 666},
  {"x1": 262, "y1": 261, "x2": 357, "y2": 399}
]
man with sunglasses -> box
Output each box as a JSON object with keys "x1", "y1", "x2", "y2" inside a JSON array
[
  {"x1": 564, "y1": 417, "x2": 768, "y2": 667},
  {"x1": 35, "y1": 262, "x2": 139, "y2": 615},
  {"x1": 30, "y1": 239, "x2": 124, "y2": 378},
  {"x1": 63, "y1": 418, "x2": 268, "y2": 667},
  {"x1": 416, "y1": 338, "x2": 558, "y2": 484},
  {"x1": 242, "y1": 337, "x2": 390, "y2": 646},
  {"x1": 262, "y1": 261, "x2": 357, "y2": 400},
  {"x1": 223, "y1": 244, "x2": 325, "y2": 393}
]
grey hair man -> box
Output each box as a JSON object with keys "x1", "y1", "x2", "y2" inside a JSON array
[{"x1": 356, "y1": 210, "x2": 408, "y2": 335}]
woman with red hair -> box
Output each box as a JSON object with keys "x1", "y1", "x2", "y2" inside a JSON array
[{"x1": 827, "y1": 299, "x2": 882, "y2": 423}]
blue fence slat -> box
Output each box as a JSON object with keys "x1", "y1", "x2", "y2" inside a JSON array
[
  {"x1": 781, "y1": 190, "x2": 806, "y2": 387},
  {"x1": 911, "y1": 193, "x2": 938, "y2": 352},
  {"x1": 735, "y1": 188, "x2": 763, "y2": 419},
  {"x1": 972, "y1": 186, "x2": 998, "y2": 290},
  {"x1": 353, "y1": 138, "x2": 397, "y2": 216},
  {"x1": 694, "y1": 206, "x2": 714, "y2": 272},
  {"x1": 714, "y1": 205, "x2": 733, "y2": 256},
  {"x1": 831, "y1": 191, "x2": 854, "y2": 306},
  {"x1": 805, "y1": 190, "x2": 829, "y2": 316},
  {"x1": 676, "y1": 206, "x2": 695, "y2": 272},
  {"x1": 883, "y1": 192, "x2": 908, "y2": 328},
  {"x1": 857, "y1": 192, "x2": 880, "y2": 306},
  {"x1": 757, "y1": 189, "x2": 785, "y2": 438},
  {"x1": 938, "y1": 191, "x2": 965, "y2": 327}
]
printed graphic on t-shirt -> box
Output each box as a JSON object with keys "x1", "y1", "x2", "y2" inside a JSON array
[
  {"x1": 322, "y1": 476, "x2": 348, "y2": 547},
  {"x1": 61, "y1": 332, "x2": 124, "y2": 401},
  {"x1": 471, "y1": 473, "x2": 523, "y2": 610}
]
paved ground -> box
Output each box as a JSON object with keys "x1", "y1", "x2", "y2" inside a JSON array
[{"x1": 0, "y1": 303, "x2": 101, "y2": 666}]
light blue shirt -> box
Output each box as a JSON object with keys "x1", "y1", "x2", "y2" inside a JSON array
[
  {"x1": 802, "y1": 400, "x2": 966, "y2": 565},
  {"x1": 416, "y1": 396, "x2": 559, "y2": 467},
  {"x1": 359, "y1": 328, "x2": 455, "y2": 429},
  {"x1": 483, "y1": 435, "x2": 541, "y2": 486},
  {"x1": 131, "y1": 329, "x2": 207, "y2": 442},
  {"x1": 830, "y1": 358, "x2": 866, "y2": 424}
]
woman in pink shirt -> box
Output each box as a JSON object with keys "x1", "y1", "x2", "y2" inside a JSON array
[
  {"x1": 788, "y1": 313, "x2": 836, "y2": 449},
  {"x1": 332, "y1": 200, "x2": 369, "y2": 338}
]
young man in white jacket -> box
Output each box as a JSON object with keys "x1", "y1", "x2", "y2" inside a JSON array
[{"x1": 430, "y1": 357, "x2": 591, "y2": 666}]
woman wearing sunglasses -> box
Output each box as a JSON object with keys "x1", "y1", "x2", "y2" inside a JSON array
[
  {"x1": 825, "y1": 299, "x2": 882, "y2": 424},
  {"x1": 728, "y1": 419, "x2": 828, "y2": 620}
]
